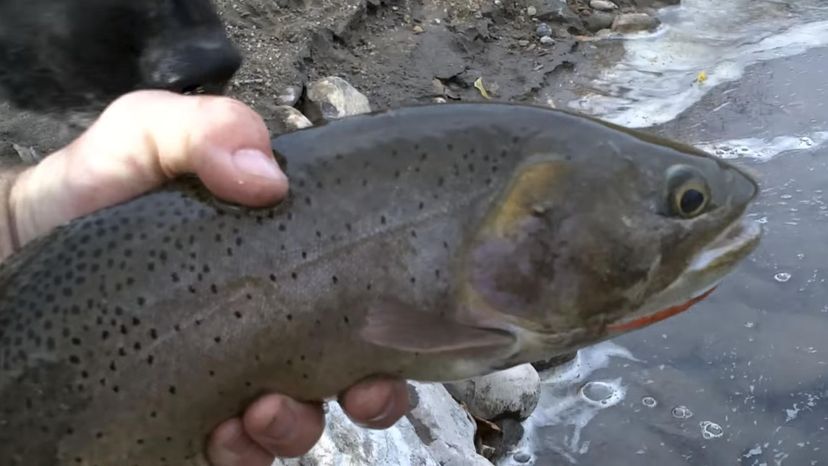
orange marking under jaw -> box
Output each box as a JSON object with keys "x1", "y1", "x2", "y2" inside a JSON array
[{"x1": 608, "y1": 286, "x2": 718, "y2": 333}]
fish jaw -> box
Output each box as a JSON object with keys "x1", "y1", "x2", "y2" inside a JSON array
[{"x1": 607, "y1": 216, "x2": 762, "y2": 334}]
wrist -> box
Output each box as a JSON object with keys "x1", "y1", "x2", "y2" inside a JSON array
[{"x1": 0, "y1": 165, "x2": 30, "y2": 261}]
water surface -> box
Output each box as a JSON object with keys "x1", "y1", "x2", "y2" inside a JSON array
[{"x1": 502, "y1": 2, "x2": 828, "y2": 464}]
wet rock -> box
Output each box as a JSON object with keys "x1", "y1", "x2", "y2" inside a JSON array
[
  {"x1": 445, "y1": 364, "x2": 541, "y2": 421},
  {"x1": 268, "y1": 106, "x2": 313, "y2": 135},
  {"x1": 300, "y1": 76, "x2": 371, "y2": 123},
  {"x1": 612, "y1": 12, "x2": 660, "y2": 33},
  {"x1": 275, "y1": 85, "x2": 302, "y2": 107},
  {"x1": 535, "y1": 22, "x2": 552, "y2": 37},
  {"x1": 274, "y1": 383, "x2": 489, "y2": 466},
  {"x1": 583, "y1": 10, "x2": 616, "y2": 32},
  {"x1": 589, "y1": 0, "x2": 617, "y2": 11},
  {"x1": 595, "y1": 28, "x2": 614, "y2": 39},
  {"x1": 532, "y1": 350, "x2": 577, "y2": 372},
  {"x1": 494, "y1": 418, "x2": 525, "y2": 458}
]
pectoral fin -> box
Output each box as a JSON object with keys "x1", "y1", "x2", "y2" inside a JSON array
[{"x1": 359, "y1": 297, "x2": 515, "y2": 355}]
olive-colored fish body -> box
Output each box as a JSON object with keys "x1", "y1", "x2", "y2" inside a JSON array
[{"x1": 0, "y1": 103, "x2": 760, "y2": 465}]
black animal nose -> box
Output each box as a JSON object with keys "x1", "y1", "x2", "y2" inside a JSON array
[{"x1": 143, "y1": 34, "x2": 242, "y2": 95}]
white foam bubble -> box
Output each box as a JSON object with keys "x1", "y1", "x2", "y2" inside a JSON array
[
  {"x1": 697, "y1": 132, "x2": 828, "y2": 161},
  {"x1": 497, "y1": 342, "x2": 637, "y2": 465},
  {"x1": 700, "y1": 420, "x2": 724, "y2": 439},
  {"x1": 570, "y1": 0, "x2": 828, "y2": 128}
]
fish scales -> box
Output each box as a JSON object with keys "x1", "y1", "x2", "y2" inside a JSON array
[{"x1": 0, "y1": 103, "x2": 760, "y2": 465}]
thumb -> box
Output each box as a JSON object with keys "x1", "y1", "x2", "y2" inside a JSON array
[{"x1": 9, "y1": 90, "x2": 288, "y2": 248}]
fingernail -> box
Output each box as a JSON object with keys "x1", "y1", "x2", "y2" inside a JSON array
[
  {"x1": 219, "y1": 422, "x2": 248, "y2": 454},
  {"x1": 262, "y1": 400, "x2": 296, "y2": 445},
  {"x1": 354, "y1": 383, "x2": 397, "y2": 427},
  {"x1": 232, "y1": 148, "x2": 286, "y2": 181},
  {"x1": 365, "y1": 399, "x2": 396, "y2": 425}
]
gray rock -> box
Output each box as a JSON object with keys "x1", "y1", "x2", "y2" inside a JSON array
[
  {"x1": 589, "y1": 0, "x2": 617, "y2": 11},
  {"x1": 583, "y1": 10, "x2": 616, "y2": 32},
  {"x1": 535, "y1": 22, "x2": 552, "y2": 37},
  {"x1": 612, "y1": 12, "x2": 660, "y2": 33},
  {"x1": 525, "y1": 0, "x2": 583, "y2": 28},
  {"x1": 300, "y1": 76, "x2": 371, "y2": 123},
  {"x1": 275, "y1": 85, "x2": 302, "y2": 107},
  {"x1": 539, "y1": 36, "x2": 555, "y2": 45},
  {"x1": 10, "y1": 143, "x2": 41, "y2": 164},
  {"x1": 445, "y1": 364, "x2": 541, "y2": 421},
  {"x1": 268, "y1": 106, "x2": 313, "y2": 135},
  {"x1": 273, "y1": 383, "x2": 490, "y2": 466}
]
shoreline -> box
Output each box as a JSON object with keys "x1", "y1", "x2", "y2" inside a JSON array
[{"x1": 0, "y1": 0, "x2": 672, "y2": 160}]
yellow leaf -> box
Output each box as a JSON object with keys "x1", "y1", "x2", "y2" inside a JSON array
[{"x1": 474, "y1": 77, "x2": 491, "y2": 99}]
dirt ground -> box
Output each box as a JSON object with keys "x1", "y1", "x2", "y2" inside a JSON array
[
  {"x1": 0, "y1": 0, "x2": 676, "y2": 159},
  {"x1": 217, "y1": 0, "x2": 674, "y2": 134}
]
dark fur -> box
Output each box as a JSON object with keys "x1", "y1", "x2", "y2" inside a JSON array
[{"x1": 0, "y1": 0, "x2": 242, "y2": 113}]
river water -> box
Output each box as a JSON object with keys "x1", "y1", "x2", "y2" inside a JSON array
[{"x1": 500, "y1": 1, "x2": 828, "y2": 465}]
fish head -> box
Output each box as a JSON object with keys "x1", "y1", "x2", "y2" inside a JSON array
[{"x1": 462, "y1": 120, "x2": 761, "y2": 355}]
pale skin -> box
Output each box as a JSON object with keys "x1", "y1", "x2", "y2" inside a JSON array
[{"x1": 0, "y1": 90, "x2": 410, "y2": 466}]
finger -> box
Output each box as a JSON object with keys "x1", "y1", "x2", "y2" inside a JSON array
[
  {"x1": 241, "y1": 393, "x2": 325, "y2": 458},
  {"x1": 338, "y1": 376, "x2": 410, "y2": 429},
  {"x1": 206, "y1": 418, "x2": 274, "y2": 466},
  {"x1": 9, "y1": 90, "x2": 288, "y2": 246}
]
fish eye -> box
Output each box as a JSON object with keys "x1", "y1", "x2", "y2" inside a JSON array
[{"x1": 666, "y1": 165, "x2": 711, "y2": 218}]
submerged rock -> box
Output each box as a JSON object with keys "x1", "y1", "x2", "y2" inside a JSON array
[
  {"x1": 612, "y1": 12, "x2": 660, "y2": 33},
  {"x1": 445, "y1": 364, "x2": 541, "y2": 421},
  {"x1": 300, "y1": 76, "x2": 371, "y2": 123},
  {"x1": 274, "y1": 383, "x2": 490, "y2": 466}
]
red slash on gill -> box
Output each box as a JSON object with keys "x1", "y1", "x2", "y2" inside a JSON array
[{"x1": 608, "y1": 286, "x2": 719, "y2": 333}]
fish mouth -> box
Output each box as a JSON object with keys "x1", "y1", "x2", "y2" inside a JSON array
[{"x1": 608, "y1": 216, "x2": 762, "y2": 333}]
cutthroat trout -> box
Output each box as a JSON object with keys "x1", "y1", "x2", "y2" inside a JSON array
[{"x1": 0, "y1": 103, "x2": 760, "y2": 465}]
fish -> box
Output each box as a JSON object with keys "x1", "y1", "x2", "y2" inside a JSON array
[{"x1": 0, "y1": 102, "x2": 761, "y2": 465}]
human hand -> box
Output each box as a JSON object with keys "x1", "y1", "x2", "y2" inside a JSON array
[{"x1": 0, "y1": 90, "x2": 410, "y2": 465}]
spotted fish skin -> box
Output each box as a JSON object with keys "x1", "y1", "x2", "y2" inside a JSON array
[{"x1": 0, "y1": 103, "x2": 758, "y2": 465}]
